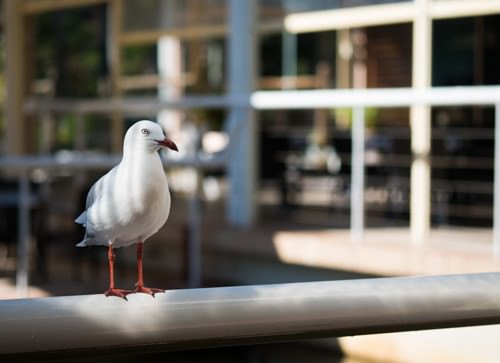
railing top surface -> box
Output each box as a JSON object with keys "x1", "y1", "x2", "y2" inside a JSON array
[{"x1": 1, "y1": 273, "x2": 500, "y2": 360}]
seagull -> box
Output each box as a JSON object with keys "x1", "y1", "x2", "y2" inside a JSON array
[{"x1": 75, "y1": 120, "x2": 178, "y2": 299}]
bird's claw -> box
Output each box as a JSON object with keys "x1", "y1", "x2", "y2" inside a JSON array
[
  {"x1": 134, "y1": 285, "x2": 165, "y2": 297},
  {"x1": 105, "y1": 288, "x2": 132, "y2": 300}
]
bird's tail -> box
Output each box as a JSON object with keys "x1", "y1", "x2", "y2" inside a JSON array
[
  {"x1": 76, "y1": 239, "x2": 89, "y2": 247},
  {"x1": 76, "y1": 235, "x2": 97, "y2": 247}
]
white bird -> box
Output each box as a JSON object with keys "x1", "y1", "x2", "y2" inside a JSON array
[{"x1": 75, "y1": 120, "x2": 178, "y2": 299}]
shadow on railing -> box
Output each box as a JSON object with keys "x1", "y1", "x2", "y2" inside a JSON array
[{"x1": 1, "y1": 272, "x2": 500, "y2": 361}]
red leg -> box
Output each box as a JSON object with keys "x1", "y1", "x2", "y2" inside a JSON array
[
  {"x1": 105, "y1": 245, "x2": 131, "y2": 300},
  {"x1": 134, "y1": 242, "x2": 165, "y2": 296}
]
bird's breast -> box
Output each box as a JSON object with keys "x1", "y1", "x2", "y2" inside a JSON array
[
  {"x1": 125, "y1": 164, "x2": 169, "y2": 217},
  {"x1": 82, "y1": 143, "x2": 173, "y2": 247}
]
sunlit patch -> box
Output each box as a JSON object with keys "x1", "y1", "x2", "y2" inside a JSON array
[{"x1": 0, "y1": 278, "x2": 51, "y2": 299}]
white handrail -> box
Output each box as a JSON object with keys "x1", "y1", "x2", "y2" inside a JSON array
[
  {"x1": 24, "y1": 86, "x2": 500, "y2": 113},
  {"x1": 251, "y1": 86, "x2": 500, "y2": 109},
  {"x1": 1, "y1": 273, "x2": 500, "y2": 359}
]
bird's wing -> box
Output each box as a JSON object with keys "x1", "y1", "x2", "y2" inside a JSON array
[
  {"x1": 74, "y1": 166, "x2": 116, "y2": 225},
  {"x1": 74, "y1": 211, "x2": 87, "y2": 225},
  {"x1": 74, "y1": 167, "x2": 119, "y2": 247},
  {"x1": 74, "y1": 182, "x2": 98, "y2": 225}
]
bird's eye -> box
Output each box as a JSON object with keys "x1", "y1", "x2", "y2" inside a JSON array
[{"x1": 141, "y1": 128, "x2": 150, "y2": 136}]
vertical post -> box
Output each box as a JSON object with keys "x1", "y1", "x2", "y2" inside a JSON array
[
  {"x1": 336, "y1": 29, "x2": 352, "y2": 89},
  {"x1": 157, "y1": 36, "x2": 183, "y2": 136},
  {"x1": 108, "y1": 0, "x2": 124, "y2": 152},
  {"x1": 17, "y1": 172, "x2": 30, "y2": 297},
  {"x1": 188, "y1": 169, "x2": 202, "y2": 287},
  {"x1": 5, "y1": 0, "x2": 27, "y2": 155},
  {"x1": 351, "y1": 107, "x2": 365, "y2": 241},
  {"x1": 74, "y1": 113, "x2": 87, "y2": 188},
  {"x1": 282, "y1": 30, "x2": 297, "y2": 89},
  {"x1": 227, "y1": 0, "x2": 257, "y2": 226},
  {"x1": 494, "y1": 104, "x2": 500, "y2": 258},
  {"x1": 410, "y1": 0, "x2": 432, "y2": 245},
  {"x1": 74, "y1": 113, "x2": 86, "y2": 151},
  {"x1": 157, "y1": 2, "x2": 183, "y2": 140},
  {"x1": 40, "y1": 111, "x2": 54, "y2": 154}
]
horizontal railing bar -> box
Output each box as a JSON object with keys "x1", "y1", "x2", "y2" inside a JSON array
[
  {"x1": 1, "y1": 273, "x2": 500, "y2": 360},
  {"x1": 24, "y1": 86, "x2": 500, "y2": 115},
  {"x1": 252, "y1": 86, "x2": 500, "y2": 109},
  {"x1": 283, "y1": 0, "x2": 500, "y2": 34},
  {"x1": 0, "y1": 154, "x2": 226, "y2": 172},
  {"x1": 24, "y1": 95, "x2": 245, "y2": 114}
]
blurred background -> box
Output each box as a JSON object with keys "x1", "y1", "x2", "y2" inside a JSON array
[{"x1": 1, "y1": 0, "x2": 500, "y2": 362}]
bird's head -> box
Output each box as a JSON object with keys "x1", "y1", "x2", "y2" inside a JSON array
[{"x1": 124, "y1": 120, "x2": 179, "y2": 154}]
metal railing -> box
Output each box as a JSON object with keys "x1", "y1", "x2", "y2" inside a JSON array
[
  {"x1": 1, "y1": 272, "x2": 500, "y2": 360},
  {"x1": 250, "y1": 85, "x2": 500, "y2": 252}
]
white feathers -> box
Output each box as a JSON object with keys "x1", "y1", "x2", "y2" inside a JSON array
[{"x1": 75, "y1": 120, "x2": 174, "y2": 248}]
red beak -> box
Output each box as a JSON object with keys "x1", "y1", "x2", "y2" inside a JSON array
[{"x1": 156, "y1": 138, "x2": 179, "y2": 152}]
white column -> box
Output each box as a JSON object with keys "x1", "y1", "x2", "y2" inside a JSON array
[
  {"x1": 350, "y1": 29, "x2": 367, "y2": 242},
  {"x1": 157, "y1": 0, "x2": 183, "y2": 136},
  {"x1": 226, "y1": 0, "x2": 257, "y2": 226},
  {"x1": 336, "y1": 29, "x2": 352, "y2": 90},
  {"x1": 410, "y1": 0, "x2": 432, "y2": 244},
  {"x1": 157, "y1": 36, "x2": 183, "y2": 137},
  {"x1": 351, "y1": 107, "x2": 365, "y2": 241},
  {"x1": 187, "y1": 169, "x2": 202, "y2": 287}
]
